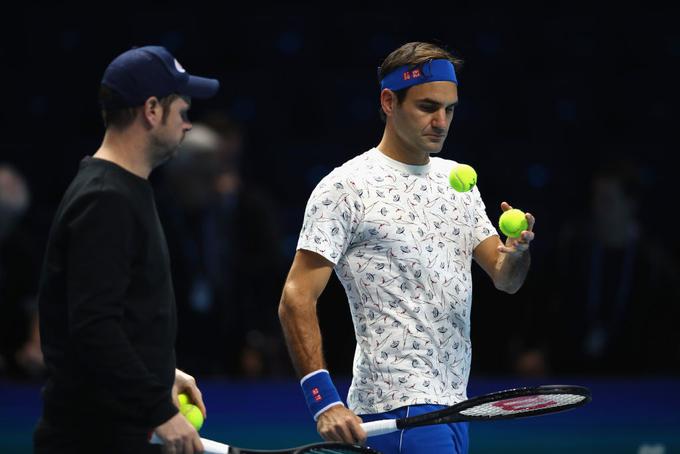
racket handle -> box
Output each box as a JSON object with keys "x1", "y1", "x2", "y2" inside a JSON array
[
  {"x1": 150, "y1": 433, "x2": 231, "y2": 453},
  {"x1": 361, "y1": 419, "x2": 399, "y2": 437}
]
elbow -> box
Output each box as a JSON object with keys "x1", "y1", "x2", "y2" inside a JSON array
[
  {"x1": 278, "y1": 296, "x2": 291, "y2": 323},
  {"x1": 278, "y1": 283, "x2": 314, "y2": 323},
  {"x1": 278, "y1": 293, "x2": 291, "y2": 323}
]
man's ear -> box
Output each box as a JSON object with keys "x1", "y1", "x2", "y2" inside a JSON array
[
  {"x1": 380, "y1": 89, "x2": 397, "y2": 118},
  {"x1": 141, "y1": 96, "x2": 162, "y2": 128}
]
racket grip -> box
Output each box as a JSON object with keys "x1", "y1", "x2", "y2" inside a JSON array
[
  {"x1": 361, "y1": 419, "x2": 399, "y2": 437},
  {"x1": 150, "y1": 433, "x2": 231, "y2": 453}
]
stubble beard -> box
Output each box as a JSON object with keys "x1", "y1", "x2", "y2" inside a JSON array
[{"x1": 149, "y1": 134, "x2": 182, "y2": 169}]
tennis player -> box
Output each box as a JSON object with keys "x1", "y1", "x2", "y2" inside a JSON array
[
  {"x1": 34, "y1": 46, "x2": 218, "y2": 454},
  {"x1": 278, "y1": 42, "x2": 535, "y2": 453}
]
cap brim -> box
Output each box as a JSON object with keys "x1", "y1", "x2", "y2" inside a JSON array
[{"x1": 181, "y1": 75, "x2": 220, "y2": 99}]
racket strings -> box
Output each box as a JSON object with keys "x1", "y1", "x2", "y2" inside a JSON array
[
  {"x1": 302, "y1": 448, "x2": 376, "y2": 453},
  {"x1": 459, "y1": 393, "x2": 587, "y2": 417},
  {"x1": 301, "y1": 449, "x2": 375, "y2": 453},
  {"x1": 299, "y1": 444, "x2": 379, "y2": 453},
  {"x1": 237, "y1": 442, "x2": 377, "y2": 453}
]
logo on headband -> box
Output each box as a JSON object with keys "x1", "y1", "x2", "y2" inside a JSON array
[
  {"x1": 382, "y1": 59, "x2": 457, "y2": 91},
  {"x1": 402, "y1": 68, "x2": 423, "y2": 81}
]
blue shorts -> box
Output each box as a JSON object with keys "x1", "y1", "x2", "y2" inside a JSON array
[{"x1": 360, "y1": 405, "x2": 469, "y2": 454}]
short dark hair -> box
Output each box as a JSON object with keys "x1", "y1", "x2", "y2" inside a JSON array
[
  {"x1": 99, "y1": 86, "x2": 181, "y2": 130},
  {"x1": 377, "y1": 42, "x2": 463, "y2": 121}
]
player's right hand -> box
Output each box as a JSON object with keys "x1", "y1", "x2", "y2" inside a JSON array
[
  {"x1": 155, "y1": 412, "x2": 204, "y2": 454},
  {"x1": 316, "y1": 404, "x2": 366, "y2": 446}
]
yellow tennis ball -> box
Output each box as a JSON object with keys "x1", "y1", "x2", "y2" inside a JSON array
[
  {"x1": 180, "y1": 403, "x2": 204, "y2": 431},
  {"x1": 178, "y1": 393, "x2": 189, "y2": 407},
  {"x1": 499, "y1": 209, "x2": 528, "y2": 238},
  {"x1": 449, "y1": 163, "x2": 477, "y2": 192}
]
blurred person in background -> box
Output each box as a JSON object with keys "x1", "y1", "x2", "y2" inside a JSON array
[
  {"x1": 0, "y1": 164, "x2": 44, "y2": 379},
  {"x1": 157, "y1": 113, "x2": 286, "y2": 378},
  {"x1": 514, "y1": 158, "x2": 680, "y2": 377}
]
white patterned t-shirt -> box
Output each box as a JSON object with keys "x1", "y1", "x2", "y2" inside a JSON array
[{"x1": 297, "y1": 148, "x2": 497, "y2": 415}]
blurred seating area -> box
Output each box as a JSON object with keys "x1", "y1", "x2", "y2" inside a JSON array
[{"x1": 1, "y1": 5, "x2": 677, "y2": 383}]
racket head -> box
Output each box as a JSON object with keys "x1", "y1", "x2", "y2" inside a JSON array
[
  {"x1": 232, "y1": 441, "x2": 380, "y2": 454},
  {"x1": 400, "y1": 384, "x2": 592, "y2": 428}
]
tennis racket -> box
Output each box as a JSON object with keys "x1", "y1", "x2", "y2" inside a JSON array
[
  {"x1": 149, "y1": 434, "x2": 380, "y2": 453},
  {"x1": 360, "y1": 384, "x2": 591, "y2": 437}
]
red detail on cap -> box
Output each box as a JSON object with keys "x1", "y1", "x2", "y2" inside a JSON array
[
  {"x1": 412, "y1": 69, "x2": 421, "y2": 78},
  {"x1": 492, "y1": 396, "x2": 555, "y2": 412},
  {"x1": 315, "y1": 394, "x2": 323, "y2": 402},
  {"x1": 403, "y1": 72, "x2": 411, "y2": 80},
  {"x1": 312, "y1": 387, "x2": 320, "y2": 396}
]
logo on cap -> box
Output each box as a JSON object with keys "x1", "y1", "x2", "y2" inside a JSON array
[{"x1": 174, "y1": 59, "x2": 186, "y2": 73}]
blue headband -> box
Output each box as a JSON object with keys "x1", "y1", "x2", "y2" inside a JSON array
[{"x1": 379, "y1": 59, "x2": 458, "y2": 91}]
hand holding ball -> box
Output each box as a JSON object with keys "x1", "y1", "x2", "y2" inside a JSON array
[
  {"x1": 178, "y1": 393, "x2": 204, "y2": 431},
  {"x1": 499, "y1": 208, "x2": 529, "y2": 238},
  {"x1": 449, "y1": 164, "x2": 477, "y2": 192}
]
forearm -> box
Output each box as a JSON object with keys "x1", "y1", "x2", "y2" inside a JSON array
[
  {"x1": 69, "y1": 279, "x2": 175, "y2": 425},
  {"x1": 278, "y1": 286, "x2": 326, "y2": 377},
  {"x1": 494, "y1": 249, "x2": 531, "y2": 294},
  {"x1": 71, "y1": 315, "x2": 177, "y2": 425}
]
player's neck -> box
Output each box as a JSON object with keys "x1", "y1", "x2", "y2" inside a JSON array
[
  {"x1": 95, "y1": 127, "x2": 153, "y2": 179},
  {"x1": 377, "y1": 127, "x2": 430, "y2": 166}
]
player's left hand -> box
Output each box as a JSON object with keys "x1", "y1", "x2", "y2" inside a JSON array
[
  {"x1": 497, "y1": 201, "x2": 535, "y2": 255},
  {"x1": 173, "y1": 369, "x2": 207, "y2": 419}
]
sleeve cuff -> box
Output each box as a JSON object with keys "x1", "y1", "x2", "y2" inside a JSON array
[
  {"x1": 296, "y1": 244, "x2": 340, "y2": 265},
  {"x1": 145, "y1": 395, "x2": 180, "y2": 429}
]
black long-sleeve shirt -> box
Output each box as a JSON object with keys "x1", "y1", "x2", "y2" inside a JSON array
[{"x1": 38, "y1": 157, "x2": 178, "y2": 431}]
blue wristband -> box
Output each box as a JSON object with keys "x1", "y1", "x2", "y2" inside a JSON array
[{"x1": 300, "y1": 369, "x2": 343, "y2": 420}]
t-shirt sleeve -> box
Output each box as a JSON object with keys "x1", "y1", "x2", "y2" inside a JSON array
[
  {"x1": 470, "y1": 185, "x2": 498, "y2": 249},
  {"x1": 297, "y1": 174, "x2": 364, "y2": 265}
]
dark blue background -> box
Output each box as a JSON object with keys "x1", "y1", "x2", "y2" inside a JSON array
[
  {"x1": 2, "y1": 4, "x2": 676, "y2": 250},
  {"x1": 1, "y1": 3, "x2": 679, "y2": 453}
]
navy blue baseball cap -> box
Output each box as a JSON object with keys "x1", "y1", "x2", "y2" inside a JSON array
[{"x1": 101, "y1": 45, "x2": 219, "y2": 108}]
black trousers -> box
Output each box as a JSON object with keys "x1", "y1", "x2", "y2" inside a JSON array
[{"x1": 34, "y1": 417, "x2": 162, "y2": 454}]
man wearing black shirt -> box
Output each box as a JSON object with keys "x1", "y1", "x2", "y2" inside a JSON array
[{"x1": 34, "y1": 46, "x2": 219, "y2": 454}]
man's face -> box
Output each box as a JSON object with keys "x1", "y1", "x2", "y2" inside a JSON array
[
  {"x1": 150, "y1": 96, "x2": 192, "y2": 165},
  {"x1": 390, "y1": 81, "x2": 458, "y2": 155}
]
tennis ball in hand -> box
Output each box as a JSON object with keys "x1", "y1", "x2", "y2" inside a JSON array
[
  {"x1": 178, "y1": 393, "x2": 189, "y2": 407},
  {"x1": 180, "y1": 403, "x2": 204, "y2": 431},
  {"x1": 499, "y1": 209, "x2": 529, "y2": 238},
  {"x1": 449, "y1": 164, "x2": 477, "y2": 192}
]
